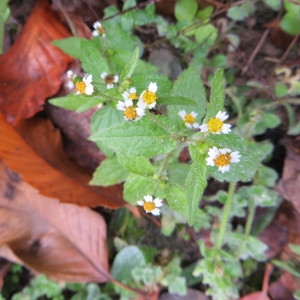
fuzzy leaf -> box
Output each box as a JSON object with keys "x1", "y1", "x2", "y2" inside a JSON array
[
  {"x1": 120, "y1": 46, "x2": 140, "y2": 81},
  {"x1": 117, "y1": 154, "x2": 154, "y2": 176}
]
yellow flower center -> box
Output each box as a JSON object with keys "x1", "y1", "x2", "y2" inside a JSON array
[
  {"x1": 104, "y1": 74, "x2": 115, "y2": 84},
  {"x1": 214, "y1": 154, "x2": 231, "y2": 167},
  {"x1": 97, "y1": 26, "x2": 106, "y2": 36},
  {"x1": 142, "y1": 90, "x2": 157, "y2": 105},
  {"x1": 75, "y1": 81, "x2": 86, "y2": 94},
  {"x1": 207, "y1": 117, "x2": 223, "y2": 133},
  {"x1": 143, "y1": 202, "x2": 155, "y2": 212},
  {"x1": 184, "y1": 114, "x2": 195, "y2": 124},
  {"x1": 124, "y1": 107, "x2": 138, "y2": 120},
  {"x1": 129, "y1": 93, "x2": 138, "y2": 100}
]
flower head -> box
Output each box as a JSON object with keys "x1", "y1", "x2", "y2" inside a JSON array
[
  {"x1": 178, "y1": 110, "x2": 199, "y2": 129},
  {"x1": 101, "y1": 72, "x2": 119, "y2": 89},
  {"x1": 117, "y1": 98, "x2": 145, "y2": 121},
  {"x1": 137, "y1": 195, "x2": 163, "y2": 216},
  {"x1": 92, "y1": 21, "x2": 106, "y2": 37},
  {"x1": 206, "y1": 147, "x2": 241, "y2": 173},
  {"x1": 74, "y1": 74, "x2": 94, "y2": 95},
  {"x1": 138, "y1": 82, "x2": 158, "y2": 109},
  {"x1": 122, "y1": 87, "x2": 139, "y2": 101},
  {"x1": 199, "y1": 111, "x2": 231, "y2": 134}
]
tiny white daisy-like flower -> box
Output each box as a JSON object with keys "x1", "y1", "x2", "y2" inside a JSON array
[
  {"x1": 178, "y1": 110, "x2": 199, "y2": 129},
  {"x1": 138, "y1": 82, "x2": 158, "y2": 109},
  {"x1": 101, "y1": 72, "x2": 119, "y2": 89},
  {"x1": 199, "y1": 111, "x2": 231, "y2": 134},
  {"x1": 92, "y1": 21, "x2": 106, "y2": 37},
  {"x1": 74, "y1": 74, "x2": 94, "y2": 95},
  {"x1": 122, "y1": 87, "x2": 139, "y2": 101},
  {"x1": 206, "y1": 147, "x2": 241, "y2": 173},
  {"x1": 137, "y1": 195, "x2": 163, "y2": 216},
  {"x1": 66, "y1": 70, "x2": 76, "y2": 89},
  {"x1": 116, "y1": 98, "x2": 145, "y2": 121}
]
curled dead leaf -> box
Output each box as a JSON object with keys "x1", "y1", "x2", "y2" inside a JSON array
[{"x1": 0, "y1": 160, "x2": 111, "y2": 283}]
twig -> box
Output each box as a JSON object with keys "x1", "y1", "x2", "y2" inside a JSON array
[
  {"x1": 242, "y1": 29, "x2": 270, "y2": 74},
  {"x1": 279, "y1": 34, "x2": 299, "y2": 65},
  {"x1": 262, "y1": 263, "x2": 272, "y2": 294}
]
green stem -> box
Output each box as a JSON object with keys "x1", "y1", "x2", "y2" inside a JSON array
[
  {"x1": 216, "y1": 182, "x2": 236, "y2": 249},
  {"x1": 236, "y1": 199, "x2": 256, "y2": 258}
]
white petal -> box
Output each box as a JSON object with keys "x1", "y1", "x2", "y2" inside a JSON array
[
  {"x1": 122, "y1": 91, "x2": 130, "y2": 100},
  {"x1": 219, "y1": 148, "x2": 231, "y2": 155},
  {"x1": 190, "y1": 111, "x2": 197, "y2": 118},
  {"x1": 93, "y1": 21, "x2": 102, "y2": 29},
  {"x1": 192, "y1": 122, "x2": 199, "y2": 128},
  {"x1": 185, "y1": 122, "x2": 193, "y2": 128},
  {"x1": 221, "y1": 124, "x2": 232, "y2": 134},
  {"x1": 199, "y1": 124, "x2": 208, "y2": 132},
  {"x1": 137, "y1": 200, "x2": 144, "y2": 206},
  {"x1": 129, "y1": 87, "x2": 136, "y2": 94},
  {"x1": 153, "y1": 198, "x2": 163, "y2": 207},
  {"x1": 124, "y1": 98, "x2": 133, "y2": 107},
  {"x1": 216, "y1": 111, "x2": 228, "y2": 121},
  {"x1": 151, "y1": 208, "x2": 160, "y2": 216},
  {"x1": 92, "y1": 31, "x2": 99, "y2": 36},
  {"x1": 144, "y1": 195, "x2": 153, "y2": 202},
  {"x1": 85, "y1": 84, "x2": 94, "y2": 95},
  {"x1": 208, "y1": 147, "x2": 219, "y2": 158},
  {"x1": 178, "y1": 110, "x2": 186, "y2": 118},
  {"x1": 116, "y1": 101, "x2": 126, "y2": 111},
  {"x1": 230, "y1": 151, "x2": 241, "y2": 163},
  {"x1": 137, "y1": 100, "x2": 146, "y2": 109},
  {"x1": 101, "y1": 72, "x2": 107, "y2": 79},
  {"x1": 114, "y1": 75, "x2": 119, "y2": 83},
  {"x1": 148, "y1": 102, "x2": 156, "y2": 109},
  {"x1": 219, "y1": 165, "x2": 230, "y2": 173},
  {"x1": 106, "y1": 83, "x2": 114, "y2": 89},
  {"x1": 206, "y1": 157, "x2": 215, "y2": 166},
  {"x1": 67, "y1": 81, "x2": 74, "y2": 89},
  {"x1": 148, "y1": 82, "x2": 157, "y2": 93},
  {"x1": 84, "y1": 74, "x2": 93, "y2": 84},
  {"x1": 136, "y1": 107, "x2": 145, "y2": 117}
]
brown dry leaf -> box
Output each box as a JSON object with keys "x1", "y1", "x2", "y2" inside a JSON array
[
  {"x1": 0, "y1": 113, "x2": 125, "y2": 208},
  {"x1": 0, "y1": 0, "x2": 74, "y2": 124},
  {"x1": 0, "y1": 160, "x2": 112, "y2": 283},
  {"x1": 239, "y1": 292, "x2": 270, "y2": 300},
  {"x1": 276, "y1": 137, "x2": 300, "y2": 215},
  {"x1": 269, "y1": 272, "x2": 298, "y2": 300}
]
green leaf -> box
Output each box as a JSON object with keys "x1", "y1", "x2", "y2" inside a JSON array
[
  {"x1": 289, "y1": 244, "x2": 300, "y2": 256},
  {"x1": 159, "y1": 96, "x2": 197, "y2": 106},
  {"x1": 207, "y1": 135, "x2": 260, "y2": 182},
  {"x1": 254, "y1": 112, "x2": 281, "y2": 135},
  {"x1": 204, "y1": 68, "x2": 224, "y2": 122},
  {"x1": 272, "y1": 260, "x2": 300, "y2": 278},
  {"x1": 275, "y1": 82, "x2": 288, "y2": 97},
  {"x1": 111, "y1": 246, "x2": 145, "y2": 283},
  {"x1": 262, "y1": 0, "x2": 281, "y2": 10},
  {"x1": 255, "y1": 165, "x2": 278, "y2": 187},
  {"x1": 168, "y1": 162, "x2": 190, "y2": 186},
  {"x1": 120, "y1": 46, "x2": 140, "y2": 81},
  {"x1": 167, "y1": 276, "x2": 187, "y2": 295},
  {"x1": 280, "y1": 12, "x2": 300, "y2": 35},
  {"x1": 175, "y1": 0, "x2": 198, "y2": 21},
  {"x1": 52, "y1": 38, "x2": 109, "y2": 87},
  {"x1": 123, "y1": 174, "x2": 165, "y2": 203},
  {"x1": 89, "y1": 116, "x2": 177, "y2": 157},
  {"x1": 49, "y1": 94, "x2": 105, "y2": 112},
  {"x1": 186, "y1": 145, "x2": 207, "y2": 226},
  {"x1": 194, "y1": 24, "x2": 218, "y2": 46},
  {"x1": 117, "y1": 154, "x2": 154, "y2": 176},
  {"x1": 89, "y1": 157, "x2": 128, "y2": 186},
  {"x1": 165, "y1": 183, "x2": 188, "y2": 215},
  {"x1": 227, "y1": 1, "x2": 256, "y2": 21},
  {"x1": 168, "y1": 65, "x2": 207, "y2": 127}
]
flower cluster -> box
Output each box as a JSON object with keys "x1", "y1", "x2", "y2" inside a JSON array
[
  {"x1": 74, "y1": 74, "x2": 94, "y2": 95},
  {"x1": 101, "y1": 72, "x2": 119, "y2": 89},
  {"x1": 92, "y1": 21, "x2": 106, "y2": 38},
  {"x1": 116, "y1": 82, "x2": 158, "y2": 121}
]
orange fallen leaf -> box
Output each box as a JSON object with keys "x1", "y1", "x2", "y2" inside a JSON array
[
  {"x1": 0, "y1": 160, "x2": 112, "y2": 283},
  {"x1": 0, "y1": 0, "x2": 74, "y2": 124},
  {"x1": 0, "y1": 113, "x2": 125, "y2": 208}
]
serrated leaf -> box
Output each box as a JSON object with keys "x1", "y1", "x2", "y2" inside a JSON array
[
  {"x1": 89, "y1": 116, "x2": 176, "y2": 157},
  {"x1": 159, "y1": 96, "x2": 197, "y2": 106},
  {"x1": 165, "y1": 183, "x2": 188, "y2": 215},
  {"x1": 186, "y1": 145, "x2": 207, "y2": 226},
  {"x1": 168, "y1": 65, "x2": 206, "y2": 127},
  {"x1": 117, "y1": 154, "x2": 154, "y2": 176},
  {"x1": 49, "y1": 94, "x2": 106, "y2": 112},
  {"x1": 90, "y1": 157, "x2": 128, "y2": 186},
  {"x1": 204, "y1": 68, "x2": 224, "y2": 122},
  {"x1": 120, "y1": 46, "x2": 139, "y2": 81}
]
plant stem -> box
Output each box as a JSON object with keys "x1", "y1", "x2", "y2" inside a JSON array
[
  {"x1": 216, "y1": 182, "x2": 236, "y2": 249},
  {"x1": 236, "y1": 199, "x2": 256, "y2": 258}
]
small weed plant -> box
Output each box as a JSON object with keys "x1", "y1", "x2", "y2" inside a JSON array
[{"x1": 12, "y1": 0, "x2": 299, "y2": 299}]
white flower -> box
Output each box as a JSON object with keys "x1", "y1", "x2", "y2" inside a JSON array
[
  {"x1": 178, "y1": 110, "x2": 199, "y2": 129},
  {"x1": 92, "y1": 21, "x2": 106, "y2": 37},
  {"x1": 199, "y1": 111, "x2": 231, "y2": 134},
  {"x1": 116, "y1": 98, "x2": 145, "y2": 121},
  {"x1": 74, "y1": 74, "x2": 94, "y2": 95},
  {"x1": 66, "y1": 70, "x2": 76, "y2": 90},
  {"x1": 122, "y1": 87, "x2": 138, "y2": 101},
  {"x1": 206, "y1": 147, "x2": 241, "y2": 173},
  {"x1": 137, "y1": 195, "x2": 163, "y2": 216},
  {"x1": 138, "y1": 82, "x2": 158, "y2": 109},
  {"x1": 101, "y1": 72, "x2": 119, "y2": 89}
]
